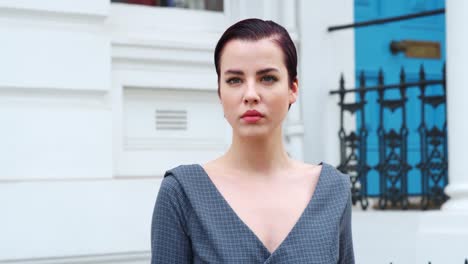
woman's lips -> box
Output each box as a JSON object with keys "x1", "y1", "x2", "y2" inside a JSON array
[
  {"x1": 242, "y1": 116, "x2": 263, "y2": 123},
  {"x1": 241, "y1": 110, "x2": 264, "y2": 124}
]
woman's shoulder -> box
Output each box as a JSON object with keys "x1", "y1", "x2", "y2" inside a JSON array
[
  {"x1": 293, "y1": 160, "x2": 351, "y2": 187},
  {"x1": 160, "y1": 163, "x2": 208, "y2": 196},
  {"x1": 159, "y1": 165, "x2": 193, "y2": 195},
  {"x1": 157, "y1": 164, "x2": 204, "y2": 206},
  {"x1": 295, "y1": 160, "x2": 351, "y2": 199},
  {"x1": 160, "y1": 163, "x2": 204, "y2": 188},
  {"x1": 320, "y1": 161, "x2": 352, "y2": 190},
  {"x1": 164, "y1": 164, "x2": 204, "y2": 179}
]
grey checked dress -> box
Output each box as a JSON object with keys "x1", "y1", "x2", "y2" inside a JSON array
[{"x1": 151, "y1": 162, "x2": 355, "y2": 263}]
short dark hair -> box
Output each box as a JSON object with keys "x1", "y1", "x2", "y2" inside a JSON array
[{"x1": 214, "y1": 18, "x2": 298, "y2": 100}]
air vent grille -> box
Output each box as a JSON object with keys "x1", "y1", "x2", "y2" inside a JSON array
[{"x1": 155, "y1": 109, "x2": 187, "y2": 130}]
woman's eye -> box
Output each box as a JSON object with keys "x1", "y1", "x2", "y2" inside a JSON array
[
  {"x1": 226, "y1": 78, "x2": 242, "y2": 85},
  {"x1": 261, "y1": 75, "x2": 278, "y2": 83}
]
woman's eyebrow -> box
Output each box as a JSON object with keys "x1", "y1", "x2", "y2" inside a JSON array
[
  {"x1": 256, "y1": 68, "x2": 279, "y2": 75},
  {"x1": 224, "y1": 68, "x2": 280, "y2": 76},
  {"x1": 224, "y1": 69, "x2": 244, "y2": 75}
]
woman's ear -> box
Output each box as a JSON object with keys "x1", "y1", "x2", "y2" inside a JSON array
[{"x1": 289, "y1": 77, "x2": 299, "y2": 105}]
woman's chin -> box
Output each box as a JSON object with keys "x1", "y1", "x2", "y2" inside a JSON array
[{"x1": 235, "y1": 127, "x2": 270, "y2": 138}]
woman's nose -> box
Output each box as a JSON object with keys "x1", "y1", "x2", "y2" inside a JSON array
[{"x1": 243, "y1": 81, "x2": 260, "y2": 104}]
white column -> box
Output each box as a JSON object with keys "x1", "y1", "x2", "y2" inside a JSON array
[
  {"x1": 298, "y1": 0, "x2": 355, "y2": 164},
  {"x1": 281, "y1": 1, "x2": 304, "y2": 161},
  {"x1": 442, "y1": 0, "x2": 468, "y2": 210},
  {"x1": 285, "y1": 103, "x2": 305, "y2": 161}
]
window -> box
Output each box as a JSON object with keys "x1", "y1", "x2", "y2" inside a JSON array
[{"x1": 111, "y1": 0, "x2": 224, "y2": 12}]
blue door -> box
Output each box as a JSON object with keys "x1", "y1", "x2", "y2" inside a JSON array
[{"x1": 354, "y1": 0, "x2": 446, "y2": 197}]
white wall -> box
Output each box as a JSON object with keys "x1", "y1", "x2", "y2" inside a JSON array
[
  {"x1": 0, "y1": 179, "x2": 157, "y2": 260},
  {"x1": 444, "y1": 0, "x2": 468, "y2": 211},
  {"x1": 353, "y1": 211, "x2": 468, "y2": 263},
  {"x1": 298, "y1": 0, "x2": 356, "y2": 166},
  {"x1": 0, "y1": 1, "x2": 116, "y2": 262},
  {"x1": 0, "y1": 1, "x2": 112, "y2": 181}
]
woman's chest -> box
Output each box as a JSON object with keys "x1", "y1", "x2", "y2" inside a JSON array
[
  {"x1": 188, "y1": 200, "x2": 341, "y2": 264},
  {"x1": 202, "y1": 172, "x2": 320, "y2": 255}
]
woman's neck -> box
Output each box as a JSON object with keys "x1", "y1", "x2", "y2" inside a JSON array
[{"x1": 222, "y1": 129, "x2": 292, "y2": 175}]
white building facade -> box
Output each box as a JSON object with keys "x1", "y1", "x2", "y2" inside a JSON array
[{"x1": 0, "y1": 0, "x2": 466, "y2": 263}]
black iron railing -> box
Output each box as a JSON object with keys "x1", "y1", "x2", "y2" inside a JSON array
[
  {"x1": 328, "y1": 8, "x2": 445, "y2": 32},
  {"x1": 330, "y1": 65, "x2": 448, "y2": 210}
]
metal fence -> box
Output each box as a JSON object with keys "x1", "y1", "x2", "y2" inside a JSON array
[{"x1": 330, "y1": 65, "x2": 448, "y2": 210}]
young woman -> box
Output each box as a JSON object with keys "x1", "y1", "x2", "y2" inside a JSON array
[{"x1": 151, "y1": 18, "x2": 355, "y2": 263}]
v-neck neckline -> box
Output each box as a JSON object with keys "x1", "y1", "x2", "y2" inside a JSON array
[{"x1": 196, "y1": 162, "x2": 326, "y2": 257}]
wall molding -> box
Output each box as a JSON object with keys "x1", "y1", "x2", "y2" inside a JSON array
[
  {"x1": 112, "y1": 42, "x2": 213, "y2": 69},
  {"x1": 0, "y1": 251, "x2": 149, "y2": 264},
  {"x1": 124, "y1": 137, "x2": 227, "y2": 151},
  {"x1": 0, "y1": 86, "x2": 109, "y2": 109},
  {"x1": 108, "y1": 3, "x2": 226, "y2": 58},
  {"x1": 0, "y1": 6, "x2": 107, "y2": 33}
]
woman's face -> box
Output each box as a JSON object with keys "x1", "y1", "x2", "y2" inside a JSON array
[{"x1": 219, "y1": 38, "x2": 298, "y2": 138}]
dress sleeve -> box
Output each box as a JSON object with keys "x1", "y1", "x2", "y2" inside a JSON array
[
  {"x1": 338, "y1": 192, "x2": 355, "y2": 264},
  {"x1": 151, "y1": 174, "x2": 193, "y2": 264}
]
